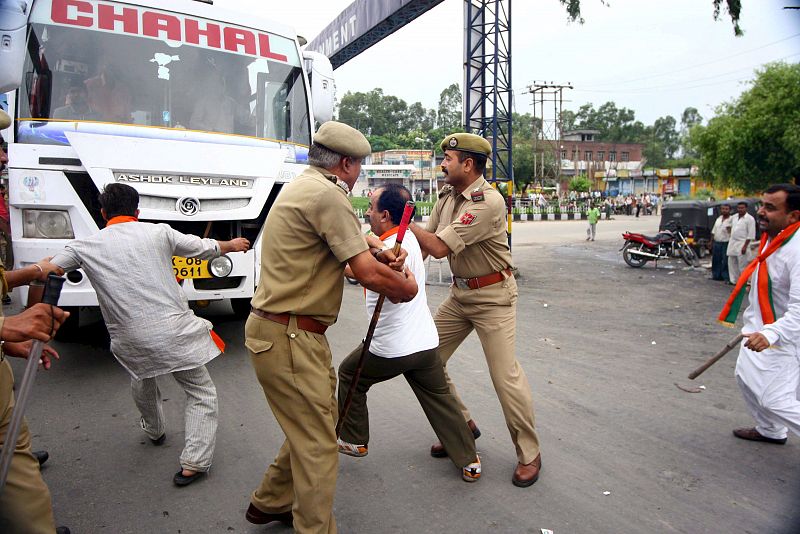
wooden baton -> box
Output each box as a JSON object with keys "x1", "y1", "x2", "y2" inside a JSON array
[
  {"x1": 336, "y1": 201, "x2": 415, "y2": 437},
  {"x1": 688, "y1": 333, "x2": 745, "y2": 380}
]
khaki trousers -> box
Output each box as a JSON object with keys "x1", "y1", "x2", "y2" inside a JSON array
[
  {"x1": 0, "y1": 359, "x2": 56, "y2": 534},
  {"x1": 337, "y1": 344, "x2": 477, "y2": 469},
  {"x1": 435, "y1": 275, "x2": 541, "y2": 464},
  {"x1": 245, "y1": 314, "x2": 337, "y2": 534}
]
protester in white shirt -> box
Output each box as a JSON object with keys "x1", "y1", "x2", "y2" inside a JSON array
[
  {"x1": 724, "y1": 184, "x2": 800, "y2": 444},
  {"x1": 709, "y1": 205, "x2": 733, "y2": 282},
  {"x1": 337, "y1": 184, "x2": 481, "y2": 482},
  {"x1": 726, "y1": 201, "x2": 757, "y2": 284}
]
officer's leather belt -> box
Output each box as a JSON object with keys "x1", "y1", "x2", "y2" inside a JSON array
[
  {"x1": 453, "y1": 268, "x2": 512, "y2": 290},
  {"x1": 250, "y1": 308, "x2": 328, "y2": 335}
]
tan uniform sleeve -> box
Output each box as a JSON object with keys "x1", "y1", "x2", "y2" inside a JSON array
[
  {"x1": 436, "y1": 195, "x2": 504, "y2": 255},
  {"x1": 426, "y1": 199, "x2": 442, "y2": 233},
  {"x1": 306, "y1": 187, "x2": 368, "y2": 262}
]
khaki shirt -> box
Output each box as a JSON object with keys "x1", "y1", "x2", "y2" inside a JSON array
[
  {"x1": 426, "y1": 177, "x2": 513, "y2": 278},
  {"x1": 251, "y1": 166, "x2": 369, "y2": 325}
]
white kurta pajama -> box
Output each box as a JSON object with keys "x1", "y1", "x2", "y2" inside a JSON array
[
  {"x1": 734, "y1": 234, "x2": 800, "y2": 440},
  {"x1": 52, "y1": 221, "x2": 223, "y2": 471}
]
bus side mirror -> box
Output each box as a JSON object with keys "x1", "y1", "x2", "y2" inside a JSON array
[
  {"x1": 302, "y1": 51, "x2": 334, "y2": 124},
  {"x1": 0, "y1": 1, "x2": 30, "y2": 94}
]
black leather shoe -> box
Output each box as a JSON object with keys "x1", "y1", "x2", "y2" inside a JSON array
[
  {"x1": 173, "y1": 469, "x2": 206, "y2": 487},
  {"x1": 733, "y1": 427, "x2": 787, "y2": 444},
  {"x1": 32, "y1": 450, "x2": 49, "y2": 466},
  {"x1": 431, "y1": 420, "x2": 480, "y2": 458},
  {"x1": 245, "y1": 503, "x2": 293, "y2": 525},
  {"x1": 56, "y1": 527, "x2": 70, "y2": 534},
  {"x1": 150, "y1": 434, "x2": 166, "y2": 446}
]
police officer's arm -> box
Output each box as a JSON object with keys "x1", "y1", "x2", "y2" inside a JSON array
[
  {"x1": 1, "y1": 304, "x2": 69, "y2": 342},
  {"x1": 412, "y1": 195, "x2": 501, "y2": 259},
  {"x1": 410, "y1": 224, "x2": 451, "y2": 259},
  {"x1": 4, "y1": 259, "x2": 65, "y2": 289},
  {"x1": 349, "y1": 250, "x2": 418, "y2": 304}
]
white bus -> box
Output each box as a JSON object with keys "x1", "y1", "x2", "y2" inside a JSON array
[{"x1": 0, "y1": 0, "x2": 334, "y2": 333}]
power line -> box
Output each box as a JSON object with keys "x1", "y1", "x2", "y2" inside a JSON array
[
  {"x1": 579, "y1": 52, "x2": 800, "y2": 93},
  {"x1": 568, "y1": 32, "x2": 800, "y2": 88}
]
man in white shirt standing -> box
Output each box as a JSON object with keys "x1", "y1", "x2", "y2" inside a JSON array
[
  {"x1": 337, "y1": 184, "x2": 481, "y2": 482},
  {"x1": 709, "y1": 204, "x2": 733, "y2": 282},
  {"x1": 726, "y1": 201, "x2": 756, "y2": 284},
  {"x1": 719, "y1": 184, "x2": 800, "y2": 445}
]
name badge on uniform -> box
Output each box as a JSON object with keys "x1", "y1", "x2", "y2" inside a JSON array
[{"x1": 470, "y1": 189, "x2": 485, "y2": 202}]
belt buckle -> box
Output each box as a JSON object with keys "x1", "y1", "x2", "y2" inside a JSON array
[{"x1": 454, "y1": 277, "x2": 470, "y2": 290}]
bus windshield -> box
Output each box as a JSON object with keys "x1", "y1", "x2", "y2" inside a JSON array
[{"x1": 18, "y1": 1, "x2": 310, "y2": 146}]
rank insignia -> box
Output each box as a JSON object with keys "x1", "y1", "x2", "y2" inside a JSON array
[
  {"x1": 470, "y1": 189, "x2": 485, "y2": 202},
  {"x1": 460, "y1": 212, "x2": 476, "y2": 225}
]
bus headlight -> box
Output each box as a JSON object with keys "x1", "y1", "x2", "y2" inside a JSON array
[
  {"x1": 22, "y1": 210, "x2": 75, "y2": 239},
  {"x1": 209, "y1": 255, "x2": 233, "y2": 278}
]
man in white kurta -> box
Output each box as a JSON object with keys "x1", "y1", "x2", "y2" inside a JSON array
[
  {"x1": 732, "y1": 184, "x2": 800, "y2": 444},
  {"x1": 727, "y1": 202, "x2": 756, "y2": 285},
  {"x1": 47, "y1": 183, "x2": 249, "y2": 484}
]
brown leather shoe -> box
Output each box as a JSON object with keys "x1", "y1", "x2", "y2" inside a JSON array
[
  {"x1": 732, "y1": 427, "x2": 787, "y2": 444},
  {"x1": 512, "y1": 454, "x2": 541, "y2": 487},
  {"x1": 245, "y1": 503, "x2": 293, "y2": 525},
  {"x1": 430, "y1": 419, "x2": 481, "y2": 458}
]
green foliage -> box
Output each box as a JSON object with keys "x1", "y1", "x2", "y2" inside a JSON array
[
  {"x1": 437, "y1": 83, "x2": 462, "y2": 133},
  {"x1": 689, "y1": 62, "x2": 800, "y2": 193},
  {"x1": 568, "y1": 176, "x2": 591, "y2": 192}
]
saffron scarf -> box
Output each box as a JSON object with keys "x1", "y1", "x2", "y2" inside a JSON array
[
  {"x1": 718, "y1": 221, "x2": 800, "y2": 326},
  {"x1": 105, "y1": 215, "x2": 138, "y2": 226},
  {"x1": 103, "y1": 215, "x2": 226, "y2": 352}
]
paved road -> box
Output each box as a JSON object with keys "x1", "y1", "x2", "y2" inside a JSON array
[{"x1": 9, "y1": 215, "x2": 799, "y2": 533}]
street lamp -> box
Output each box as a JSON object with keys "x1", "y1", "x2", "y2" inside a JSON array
[{"x1": 414, "y1": 137, "x2": 434, "y2": 202}]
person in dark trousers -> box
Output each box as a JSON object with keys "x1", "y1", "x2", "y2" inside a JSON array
[{"x1": 709, "y1": 204, "x2": 732, "y2": 281}]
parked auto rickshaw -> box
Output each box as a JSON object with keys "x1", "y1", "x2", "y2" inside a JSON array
[
  {"x1": 660, "y1": 197, "x2": 762, "y2": 259},
  {"x1": 659, "y1": 200, "x2": 712, "y2": 258}
]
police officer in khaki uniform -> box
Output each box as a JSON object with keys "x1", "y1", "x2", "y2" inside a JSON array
[
  {"x1": 244, "y1": 121, "x2": 418, "y2": 533},
  {"x1": 410, "y1": 133, "x2": 542, "y2": 487},
  {"x1": 0, "y1": 155, "x2": 71, "y2": 533}
]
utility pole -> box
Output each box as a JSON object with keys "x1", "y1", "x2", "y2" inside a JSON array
[{"x1": 524, "y1": 82, "x2": 572, "y2": 193}]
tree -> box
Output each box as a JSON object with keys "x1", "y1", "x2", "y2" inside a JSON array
[
  {"x1": 568, "y1": 176, "x2": 591, "y2": 192},
  {"x1": 679, "y1": 107, "x2": 703, "y2": 159},
  {"x1": 690, "y1": 62, "x2": 800, "y2": 192},
  {"x1": 437, "y1": 83, "x2": 462, "y2": 132},
  {"x1": 559, "y1": 0, "x2": 743, "y2": 35},
  {"x1": 652, "y1": 115, "x2": 680, "y2": 160}
]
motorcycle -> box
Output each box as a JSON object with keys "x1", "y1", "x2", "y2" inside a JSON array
[{"x1": 620, "y1": 221, "x2": 699, "y2": 268}]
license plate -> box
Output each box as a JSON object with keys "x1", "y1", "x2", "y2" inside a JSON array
[{"x1": 172, "y1": 256, "x2": 211, "y2": 279}]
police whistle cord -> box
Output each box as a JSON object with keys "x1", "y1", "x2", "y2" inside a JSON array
[
  {"x1": 337, "y1": 201, "x2": 415, "y2": 437},
  {"x1": 0, "y1": 275, "x2": 66, "y2": 494}
]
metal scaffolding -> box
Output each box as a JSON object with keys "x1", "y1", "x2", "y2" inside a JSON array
[
  {"x1": 524, "y1": 81, "x2": 572, "y2": 188},
  {"x1": 463, "y1": 0, "x2": 512, "y2": 185}
]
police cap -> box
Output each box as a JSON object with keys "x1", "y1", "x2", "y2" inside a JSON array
[
  {"x1": 0, "y1": 109, "x2": 10, "y2": 130},
  {"x1": 313, "y1": 121, "x2": 371, "y2": 158},
  {"x1": 440, "y1": 133, "x2": 491, "y2": 156}
]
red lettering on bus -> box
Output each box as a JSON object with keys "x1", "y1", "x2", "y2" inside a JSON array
[
  {"x1": 51, "y1": 0, "x2": 93, "y2": 27},
  {"x1": 223, "y1": 27, "x2": 256, "y2": 55},
  {"x1": 258, "y1": 33, "x2": 288, "y2": 62},
  {"x1": 97, "y1": 3, "x2": 138, "y2": 34},
  {"x1": 142, "y1": 11, "x2": 182, "y2": 42},
  {"x1": 184, "y1": 18, "x2": 221, "y2": 49}
]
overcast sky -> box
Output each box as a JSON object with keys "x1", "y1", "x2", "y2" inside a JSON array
[{"x1": 230, "y1": 0, "x2": 799, "y2": 126}]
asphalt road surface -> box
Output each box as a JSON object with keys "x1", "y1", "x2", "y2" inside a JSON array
[{"x1": 8, "y1": 215, "x2": 799, "y2": 533}]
